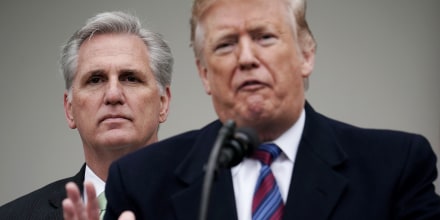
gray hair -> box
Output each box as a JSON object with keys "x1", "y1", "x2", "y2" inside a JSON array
[{"x1": 60, "y1": 11, "x2": 173, "y2": 97}]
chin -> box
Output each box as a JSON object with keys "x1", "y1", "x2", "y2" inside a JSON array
[{"x1": 102, "y1": 134, "x2": 137, "y2": 147}]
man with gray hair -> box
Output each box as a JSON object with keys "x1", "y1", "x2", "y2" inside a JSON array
[{"x1": 0, "y1": 11, "x2": 173, "y2": 219}]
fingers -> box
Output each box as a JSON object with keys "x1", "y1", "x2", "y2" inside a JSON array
[
  {"x1": 62, "y1": 198, "x2": 77, "y2": 220},
  {"x1": 63, "y1": 181, "x2": 100, "y2": 220},
  {"x1": 84, "y1": 181, "x2": 100, "y2": 219},
  {"x1": 65, "y1": 181, "x2": 82, "y2": 204},
  {"x1": 63, "y1": 181, "x2": 84, "y2": 220},
  {"x1": 118, "y1": 211, "x2": 136, "y2": 220}
]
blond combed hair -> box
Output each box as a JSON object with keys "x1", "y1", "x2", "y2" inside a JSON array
[{"x1": 189, "y1": 0, "x2": 316, "y2": 60}]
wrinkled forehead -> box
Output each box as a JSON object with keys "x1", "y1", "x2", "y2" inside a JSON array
[
  {"x1": 196, "y1": 0, "x2": 289, "y2": 20},
  {"x1": 189, "y1": 0, "x2": 313, "y2": 62},
  {"x1": 196, "y1": 0, "x2": 292, "y2": 33},
  {"x1": 192, "y1": 0, "x2": 295, "y2": 16}
]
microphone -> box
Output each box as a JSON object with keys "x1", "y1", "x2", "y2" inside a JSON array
[
  {"x1": 199, "y1": 120, "x2": 260, "y2": 220},
  {"x1": 217, "y1": 127, "x2": 260, "y2": 168}
]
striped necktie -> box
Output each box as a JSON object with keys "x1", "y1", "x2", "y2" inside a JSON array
[{"x1": 251, "y1": 143, "x2": 284, "y2": 220}]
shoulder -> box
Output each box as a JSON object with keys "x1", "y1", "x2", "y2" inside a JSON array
[
  {"x1": 108, "y1": 120, "x2": 222, "y2": 188},
  {"x1": 325, "y1": 114, "x2": 431, "y2": 153},
  {"x1": 317, "y1": 111, "x2": 437, "y2": 177},
  {"x1": 118, "y1": 128, "x2": 202, "y2": 165},
  {"x1": 0, "y1": 166, "x2": 85, "y2": 219},
  {"x1": 306, "y1": 103, "x2": 440, "y2": 217},
  {"x1": 305, "y1": 103, "x2": 435, "y2": 167},
  {"x1": 0, "y1": 176, "x2": 76, "y2": 218},
  {"x1": 116, "y1": 120, "x2": 221, "y2": 167},
  {"x1": 305, "y1": 103, "x2": 431, "y2": 154}
]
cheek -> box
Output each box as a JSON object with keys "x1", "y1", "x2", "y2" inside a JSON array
[
  {"x1": 136, "y1": 94, "x2": 161, "y2": 118},
  {"x1": 273, "y1": 51, "x2": 304, "y2": 81},
  {"x1": 76, "y1": 95, "x2": 96, "y2": 110},
  {"x1": 72, "y1": 93, "x2": 101, "y2": 120},
  {"x1": 207, "y1": 61, "x2": 234, "y2": 92},
  {"x1": 136, "y1": 103, "x2": 161, "y2": 134}
]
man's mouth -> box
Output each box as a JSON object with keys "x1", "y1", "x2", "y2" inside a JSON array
[
  {"x1": 100, "y1": 115, "x2": 131, "y2": 123},
  {"x1": 238, "y1": 80, "x2": 266, "y2": 91}
]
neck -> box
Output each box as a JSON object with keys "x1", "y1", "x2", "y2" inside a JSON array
[
  {"x1": 85, "y1": 156, "x2": 113, "y2": 181},
  {"x1": 84, "y1": 147, "x2": 136, "y2": 181}
]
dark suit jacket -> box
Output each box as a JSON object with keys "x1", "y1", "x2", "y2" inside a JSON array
[
  {"x1": 105, "y1": 103, "x2": 440, "y2": 219},
  {"x1": 0, "y1": 164, "x2": 85, "y2": 220}
]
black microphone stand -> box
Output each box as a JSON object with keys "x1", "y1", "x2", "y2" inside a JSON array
[{"x1": 198, "y1": 120, "x2": 236, "y2": 220}]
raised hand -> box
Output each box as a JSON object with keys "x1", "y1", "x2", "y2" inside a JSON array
[{"x1": 63, "y1": 181, "x2": 100, "y2": 220}]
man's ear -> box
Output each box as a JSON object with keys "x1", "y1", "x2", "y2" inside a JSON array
[
  {"x1": 301, "y1": 46, "x2": 315, "y2": 78},
  {"x1": 158, "y1": 86, "x2": 171, "y2": 123},
  {"x1": 300, "y1": 34, "x2": 316, "y2": 78},
  {"x1": 196, "y1": 59, "x2": 212, "y2": 95},
  {"x1": 64, "y1": 92, "x2": 76, "y2": 129}
]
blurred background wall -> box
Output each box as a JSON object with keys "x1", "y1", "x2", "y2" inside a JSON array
[{"x1": 1, "y1": 0, "x2": 439, "y2": 205}]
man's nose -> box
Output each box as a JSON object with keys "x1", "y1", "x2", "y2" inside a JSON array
[
  {"x1": 104, "y1": 78, "x2": 124, "y2": 105},
  {"x1": 238, "y1": 39, "x2": 259, "y2": 71}
]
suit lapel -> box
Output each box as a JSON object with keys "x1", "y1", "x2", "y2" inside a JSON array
[
  {"x1": 47, "y1": 164, "x2": 86, "y2": 214},
  {"x1": 172, "y1": 121, "x2": 238, "y2": 220},
  {"x1": 171, "y1": 103, "x2": 348, "y2": 220},
  {"x1": 283, "y1": 103, "x2": 348, "y2": 219}
]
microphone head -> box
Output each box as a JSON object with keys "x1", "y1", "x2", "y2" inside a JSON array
[
  {"x1": 234, "y1": 127, "x2": 260, "y2": 155},
  {"x1": 217, "y1": 127, "x2": 260, "y2": 168}
]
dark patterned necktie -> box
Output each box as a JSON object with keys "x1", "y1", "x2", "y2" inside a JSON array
[{"x1": 251, "y1": 143, "x2": 284, "y2": 220}]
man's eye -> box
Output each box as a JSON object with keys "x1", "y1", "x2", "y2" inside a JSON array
[
  {"x1": 88, "y1": 75, "x2": 103, "y2": 84},
  {"x1": 122, "y1": 74, "x2": 140, "y2": 83},
  {"x1": 261, "y1": 34, "x2": 274, "y2": 40},
  {"x1": 256, "y1": 34, "x2": 277, "y2": 45},
  {"x1": 216, "y1": 42, "x2": 231, "y2": 50},
  {"x1": 214, "y1": 42, "x2": 234, "y2": 54}
]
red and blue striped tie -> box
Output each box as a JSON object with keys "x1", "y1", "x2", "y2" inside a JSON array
[{"x1": 251, "y1": 143, "x2": 284, "y2": 220}]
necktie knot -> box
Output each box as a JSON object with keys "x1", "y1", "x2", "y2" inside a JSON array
[{"x1": 251, "y1": 143, "x2": 281, "y2": 165}]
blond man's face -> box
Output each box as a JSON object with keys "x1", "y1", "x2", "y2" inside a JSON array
[{"x1": 196, "y1": 0, "x2": 314, "y2": 139}]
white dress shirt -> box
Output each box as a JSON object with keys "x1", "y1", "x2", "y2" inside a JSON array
[
  {"x1": 83, "y1": 165, "x2": 106, "y2": 204},
  {"x1": 231, "y1": 108, "x2": 305, "y2": 220}
]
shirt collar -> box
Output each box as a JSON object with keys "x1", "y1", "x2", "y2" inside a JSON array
[
  {"x1": 83, "y1": 165, "x2": 106, "y2": 203},
  {"x1": 231, "y1": 108, "x2": 306, "y2": 176},
  {"x1": 272, "y1": 108, "x2": 305, "y2": 162}
]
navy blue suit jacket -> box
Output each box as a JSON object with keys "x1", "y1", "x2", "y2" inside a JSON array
[
  {"x1": 0, "y1": 164, "x2": 85, "y2": 220},
  {"x1": 105, "y1": 103, "x2": 440, "y2": 219}
]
